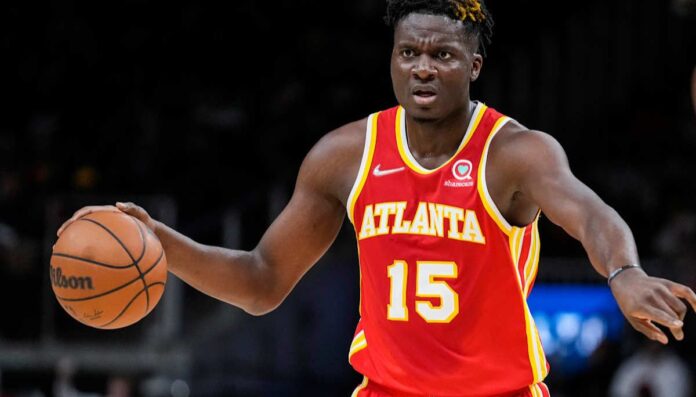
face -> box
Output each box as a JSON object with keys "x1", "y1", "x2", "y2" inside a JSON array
[{"x1": 390, "y1": 13, "x2": 482, "y2": 121}]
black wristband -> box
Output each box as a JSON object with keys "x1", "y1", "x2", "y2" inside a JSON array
[{"x1": 607, "y1": 264, "x2": 641, "y2": 285}]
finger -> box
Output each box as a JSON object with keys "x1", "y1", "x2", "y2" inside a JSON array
[
  {"x1": 631, "y1": 318, "x2": 669, "y2": 344},
  {"x1": 115, "y1": 202, "x2": 154, "y2": 229},
  {"x1": 649, "y1": 287, "x2": 687, "y2": 340},
  {"x1": 634, "y1": 305, "x2": 683, "y2": 330},
  {"x1": 666, "y1": 280, "x2": 696, "y2": 313},
  {"x1": 57, "y1": 206, "x2": 117, "y2": 236},
  {"x1": 658, "y1": 285, "x2": 688, "y2": 320},
  {"x1": 671, "y1": 324, "x2": 685, "y2": 341},
  {"x1": 57, "y1": 209, "x2": 91, "y2": 235},
  {"x1": 116, "y1": 202, "x2": 141, "y2": 216}
]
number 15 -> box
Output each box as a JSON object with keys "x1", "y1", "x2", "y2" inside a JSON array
[{"x1": 387, "y1": 260, "x2": 459, "y2": 323}]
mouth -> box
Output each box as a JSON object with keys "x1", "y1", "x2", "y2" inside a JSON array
[{"x1": 411, "y1": 86, "x2": 438, "y2": 106}]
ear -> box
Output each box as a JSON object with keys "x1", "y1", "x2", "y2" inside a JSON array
[{"x1": 470, "y1": 53, "x2": 483, "y2": 82}]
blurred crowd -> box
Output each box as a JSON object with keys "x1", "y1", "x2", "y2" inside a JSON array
[{"x1": 1, "y1": 0, "x2": 696, "y2": 396}]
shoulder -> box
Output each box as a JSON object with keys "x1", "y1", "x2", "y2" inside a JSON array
[
  {"x1": 490, "y1": 118, "x2": 569, "y2": 172},
  {"x1": 303, "y1": 117, "x2": 368, "y2": 172},
  {"x1": 493, "y1": 119, "x2": 563, "y2": 154},
  {"x1": 310, "y1": 117, "x2": 368, "y2": 161},
  {"x1": 485, "y1": 118, "x2": 573, "y2": 200},
  {"x1": 297, "y1": 117, "x2": 369, "y2": 205}
]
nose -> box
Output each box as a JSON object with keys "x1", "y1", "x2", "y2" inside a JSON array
[{"x1": 413, "y1": 55, "x2": 436, "y2": 81}]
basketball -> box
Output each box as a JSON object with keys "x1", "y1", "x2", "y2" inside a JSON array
[{"x1": 50, "y1": 210, "x2": 167, "y2": 329}]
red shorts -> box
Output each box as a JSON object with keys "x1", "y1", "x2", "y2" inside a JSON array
[{"x1": 351, "y1": 378, "x2": 551, "y2": 397}]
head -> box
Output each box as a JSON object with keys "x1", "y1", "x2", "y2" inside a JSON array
[{"x1": 386, "y1": 0, "x2": 494, "y2": 122}]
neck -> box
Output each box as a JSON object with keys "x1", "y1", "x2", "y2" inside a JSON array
[{"x1": 404, "y1": 101, "x2": 476, "y2": 166}]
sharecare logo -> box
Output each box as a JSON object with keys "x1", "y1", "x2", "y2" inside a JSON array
[
  {"x1": 452, "y1": 159, "x2": 473, "y2": 181},
  {"x1": 50, "y1": 266, "x2": 94, "y2": 290}
]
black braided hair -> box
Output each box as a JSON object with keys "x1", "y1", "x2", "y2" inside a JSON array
[{"x1": 385, "y1": 0, "x2": 494, "y2": 56}]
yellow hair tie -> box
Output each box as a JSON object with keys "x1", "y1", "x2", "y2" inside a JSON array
[{"x1": 451, "y1": 0, "x2": 486, "y2": 23}]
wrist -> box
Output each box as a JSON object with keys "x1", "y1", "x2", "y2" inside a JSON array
[{"x1": 607, "y1": 263, "x2": 643, "y2": 286}]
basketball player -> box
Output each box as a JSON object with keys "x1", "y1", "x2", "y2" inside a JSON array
[{"x1": 59, "y1": 0, "x2": 696, "y2": 395}]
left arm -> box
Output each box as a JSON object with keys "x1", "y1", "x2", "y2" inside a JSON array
[{"x1": 500, "y1": 129, "x2": 696, "y2": 344}]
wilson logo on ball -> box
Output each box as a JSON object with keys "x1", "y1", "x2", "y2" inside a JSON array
[{"x1": 50, "y1": 265, "x2": 94, "y2": 290}]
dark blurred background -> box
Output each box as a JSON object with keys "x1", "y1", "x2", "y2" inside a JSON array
[{"x1": 1, "y1": 0, "x2": 695, "y2": 396}]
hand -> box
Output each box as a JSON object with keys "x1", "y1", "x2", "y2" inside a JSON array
[
  {"x1": 57, "y1": 202, "x2": 157, "y2": 236},
  {"x1": 610, "y1": 268, "x2": 696, "y2": 344}
]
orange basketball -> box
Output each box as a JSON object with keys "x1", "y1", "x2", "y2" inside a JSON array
[{"x1": 50, "y1": 210, "x2": 167, "y2": 329}]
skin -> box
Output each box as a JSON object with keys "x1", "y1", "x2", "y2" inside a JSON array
[{"x1": 59, "y1": 13, "x2": 696, "y2": 345}]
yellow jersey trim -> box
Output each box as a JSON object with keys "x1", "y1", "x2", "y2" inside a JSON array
[
  {"x1": 347, "y1": 113, "x2": 379, "y2": 224},
  {"x1": 523, "y1": 303, "x2": 548, "y2": 383},
  {"x1": 395, "y1": 103, "x2": 486, "y2": 174},
  {"x1": 348, "y1": 329, "x2": 368, "y2": 359},
  {"x1": 514, "y1": 226, "x2": 546, "y2": 383},
  {"x1": 478, "y1": 114, "x2": 547, "y2": 383},
  {"x1": 529, "y1": 383, "x2": 545, "y2": 397},
  {"x1": 523, "y1": 219, "x2": 541, "y2": 296},
  {"x1": 476, "y1": 116, "x2": 513, "y2": 235},
  {"x1": 351, "y1": 376, "x2": 369, "y2": 397},
  {"x1": 356, "y1": 244, "x2": 363, "y2": 317},
  {"x1": 509, "y1": 226, "x2": 525, "y2": 270},
  {"x1": 505, "y1": 226, "x2": 548, "y2": 385}
]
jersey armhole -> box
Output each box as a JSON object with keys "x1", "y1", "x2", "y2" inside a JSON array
[
  {"x1": 476, "y1": 116, "x2": 514, "y2": 235},
  {"x1": 347, "y1": 113, "x2": 379, "y2": 224}
]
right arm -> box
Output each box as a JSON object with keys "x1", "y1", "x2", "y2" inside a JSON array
[{"x1": 58, "y1": 120, "x2": 366, "y2": 315}]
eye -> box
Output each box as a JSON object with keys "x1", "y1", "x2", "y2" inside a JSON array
[
  {"x1": 437, "y1": 51, "x2": 452, "y2": 60},
  {"x1": 400, "y1": 49, "x2": 415, "y2": 58}
]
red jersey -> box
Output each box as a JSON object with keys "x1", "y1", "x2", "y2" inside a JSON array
[{"x1": 346, "y1": 103, "x2": 549, "y2": 396}]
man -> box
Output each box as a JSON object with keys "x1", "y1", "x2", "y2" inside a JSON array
[{"x1": 59, "y1": 0, "x2": 696, "y2": 396}]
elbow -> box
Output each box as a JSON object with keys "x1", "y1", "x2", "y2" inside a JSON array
[
  {"x1": 237, "y1": 250, "x2": 288, "y2": 316},
  {"x1": 242, "y1": 295, "x2": 284, "y2": 316},
  {"x1": 239, "y1": 278, "x2": 287, "y2": 316}
]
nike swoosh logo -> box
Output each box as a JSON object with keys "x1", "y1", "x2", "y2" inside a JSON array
[{"x1": 373, "y1": 164, "x2": 406, "y2": 177}]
